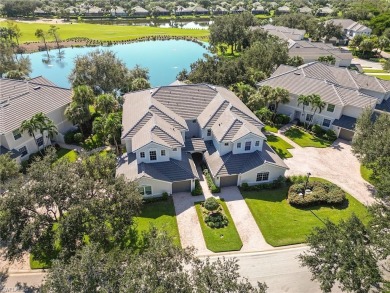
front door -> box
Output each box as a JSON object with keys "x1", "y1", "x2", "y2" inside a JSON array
[{"x1": 294, "y1": 110, "x2": 301, "y2": 120}]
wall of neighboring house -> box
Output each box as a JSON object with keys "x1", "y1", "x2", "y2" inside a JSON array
[
  {"x1": 213, "y1": 139, "x2": 233, "y2": 156},
  {"x1": 338, "y1": 58, "x2": 352, "y2": 67},
  {"x1": 342, "y1": 105, "x2": 365, "y2": 118},
  {"x1": 137, "y1": 177, "x2": 172, "y2": 197},
  {"x1": 4, "y1": 130, "x2": 41, "y2": 161},
  {"x1": 232, "y1": 133, "x2": 264, "y2": 154},
  {"x1": 185, "y1": 119, "x2": 201, "y2": 138},
  {"x1": 238, "y1": 163, "x2": 286, "y2": 186},
  {"x1": 47, "y1": 105, "x2": 74, "y2": 135},
  {"x1": 200, "y1": 128, "x2": 213, "y2": 141},
  {"x1": 359, "y1": 89, "x2": 385, "y2": 104},
  {"x1": 136, "y1": 142, "x2": 174, "y2": 163}
]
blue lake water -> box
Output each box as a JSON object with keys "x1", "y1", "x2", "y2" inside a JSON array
[{"x1": 28, "y1": 40, "x2": 209, "y2": 88}]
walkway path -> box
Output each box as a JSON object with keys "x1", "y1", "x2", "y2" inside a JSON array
[
  {"x1": 220, "y1": 187, "x2": 273, "y2": 252},
  {"x1": 273, "y1": 126, "x2": 376, "y2": 205},
  {"x1": 172, "y1": 192, "x2": 211, "y2": 255}
]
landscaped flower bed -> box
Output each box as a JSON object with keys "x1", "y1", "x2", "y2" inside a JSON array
[
  {"x1": 202, "y1": 197, "x2": 228, "y2": 228},
  {"x1": 288, "y1": 180, "x2": 346, "y2": 206}
]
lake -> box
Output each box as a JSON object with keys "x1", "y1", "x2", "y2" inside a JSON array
[{"x1": 28, "y1": 40, "x2": 209, "y2": 88}]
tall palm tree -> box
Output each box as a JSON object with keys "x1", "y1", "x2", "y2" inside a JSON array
[
  {"x1": 65, "y1": 102, "x2": 90, "y2": 136},
  {"x1": 297, "y1": 94, "x2": 312, "y2": 125},
  {"x1": 72, "y1": 85, "x2": 94, "y2": 108},
  {"x1": 43, "y1": 120, "x2": 58, "y2": 147},
  {"x1": 35, "y1": 29, "x2": 49, "y2": 59},
  {"x1": 308, "y1": 94, "x2": 326, "y2": 127},
  {"x1": 95, "y1": 93, "x2": 119, "y2": 114},
  {"x1": 105, "y1": 113, "x2": 122, "y2": 154},
  {"x1": 271, "y1": 87, "x2": 290, "y2": 120},
  {"x1": 20, "y1": 118, "x2": 40, "y2": 153}
]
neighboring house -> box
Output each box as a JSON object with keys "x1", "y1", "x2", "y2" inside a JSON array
[
  {"x1": 327, "y1": 19, "x2": 372, "y2": 39},
  {"x1": 252, "y1": 5, "x2": 266, "y2": 15},
  {"x1": 117, "y1": 84, "x2": 288, "y2": 197},
  {"x1": 230, "y1": 6, "x2": 246, "y2": 14},
  {"x1": 317, "y1": 7, "x2": 333, "y2": 16},
  {"x1": 154, "y1": 6, "x2": 170, "y2": 16},
  {"x1": 132, "y1": 6, "x2": 149, "y2": 17},
  {"x1": 213, "y1": 6, "x2": 229, "y2": 15},
  {"x1": 258, "y1": 62, "x2": 390, "y2": 140},
  {"x1": 111, "y1": 6, "x2": 127, "y2": 17},
  {"x1": 288, "y1": 40, "x2": 353, "y2": 67},
  {"x1": 299, "y1": 6, "x2": 312, "y2": 14},
  {"x1": 85, "y1": 6, "x2": 103, "y2": 16},
  {"x1": 34, "y1": 8, "x2": 49, "y2": 16},
  {"x1": 0, "y1": 77, "x2": 73, "y2": 162},
  {"x1": 259, "y1": 24, "x2": 305, "y2": 41},
  {"x1": 181, "y1": 6, "x2": 209, "y2": 15},
  {"x1": 276, "y1": 6, "x2": 290, "y2": 14}
]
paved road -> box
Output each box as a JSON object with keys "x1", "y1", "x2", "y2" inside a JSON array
[{"x1": 207, "y1": 246, "x2": 343, "y2": 293}]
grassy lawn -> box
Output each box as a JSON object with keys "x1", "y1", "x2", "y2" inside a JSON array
[
  {"x1": 266, "y1": 135, "x2": 293, "y2": 159},
  {"x1": 242, "y1": 178, "x2": 370, "y2": 246},
  {"x1": 195, "y1": 199, "x2": 242, "y2": 252},
  {"x1": 360, "y1": 165, "x2": 375, "y2": 185},
  {"x1": 56, "y1": 147, "x2": 78, "y2": 162},
  {"x1": 135, "y1": 198, "x2": 181, "y2": 247},
  {"x1": 2, "y1": 22, "x2": 209, "y2": 43},
  {"x1": 363, "y1": 68, "x2": 386, "y2": 73},
  {"x1": 373, "y1": 74, "x2": 390, "y2": 80},
  {"x1": 284, "y1": 127, "x2": 332, "y2": 148},
  {"x1": 263, "y1": 124, "x2": 279, "y2": 133}
]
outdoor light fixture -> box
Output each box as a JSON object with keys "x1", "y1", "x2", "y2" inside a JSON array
[{"x1": 303, "y1": 172, "x2": 311, "y2": 196}]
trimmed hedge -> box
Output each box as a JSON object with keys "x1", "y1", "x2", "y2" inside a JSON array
[
  {"x1": 203, "y1": 169, "x2": 220, "y2": 193},
  {"x1": 288, "y1": 181, "x2": 346, "y2": 206},
  {"x1": 191, "y1": 179, "x2": 203, "y2": 196},
  {"x1": 240, "y1": 176, "x2": 286, "y2": 191}
]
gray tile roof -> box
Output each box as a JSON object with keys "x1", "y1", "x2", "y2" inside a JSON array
[
  {"x1": 258, "y1": 62, "x2": 382, "y2": 108},
  {"x1": 289, "y1": 40, "x2": 353, "y2": 61},
  {"x1": 204, "y1": 141, "x2": 288, "y2": 177},
  {"x1": 327, "y1": 19, "x2": 371, "y2": 33},
  {"x1": 259, "y1": 25, "x2": 305, "y2": 41},
  {"x1": 117, "y1": 152, "x2": 198, "y2": 182},
  {"x1": 183, "y1": 138, "x2": 207, "y2": 152},
  {"x1": 0, "y1": 77, "x2": 71, "y2": 135},
  {"x1": 332, "y1": 115, "x2": 357, "y2": 130}
]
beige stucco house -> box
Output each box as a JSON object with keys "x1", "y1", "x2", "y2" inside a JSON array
[
  {"x1": 0, "y1": 77, "x2": 73, "y2": 162},
  {"x1": 258, "y1": 62, "x2": 390, "y2": 140},
  {"x1": 117, "y1": 84, "x2": 288, "y2": 197}
]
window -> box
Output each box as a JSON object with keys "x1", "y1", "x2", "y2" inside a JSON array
[
  {"x1": 256, "y1": 172, "x2": 269, "y2": 182},
  {"x1": 255, "y1": 141, "x2": 260, "y2": 146},
  {"x1": 306, "y1": 114, "x2": 313, "y2": 122},
  {"x1": 149, "y1": 151, "x2": 157, "y2": 161},
  {"x1": 327, "y1": 104, "x2": 335, "y2": 112},
  {"x1": 207, "y1": 129, "x2": 211, "y2": 136},
  {"x1": 140, "y1": 152, "x2": 145, "y2": 158},
  {"x1": 173, "y1": 148, "x2": 177, "y2": 151},
  {"x1": 19, "y1": 146, "x2": 28, "y2": 157},
  {"x1": 224, "y1": 142, "x2": 229, "y2": 146},
  {"x1": 139, "y1": 186, "x2": 152, "y2": 196},
  {"x1": 13, "y1": 129, "x2": 22, "y2": 140},
  {"x1": 303, "y1": 101, "x2": 309, "y2": 106},
  {"x1": 322, "y1": 118, "x2": 331, "y2": 128},
  {"x1": 237, "y1": 142, "x2": 241, "y2": 148},
  {"x1": 161, "y1": 150, "x2": 166, "y2": 156},
  {"x1": 245, "y1": 141, "x2": 251, "y2": 151},
  {"x1": 37, "y1": 136, "x2": 44, "y2": 147}
]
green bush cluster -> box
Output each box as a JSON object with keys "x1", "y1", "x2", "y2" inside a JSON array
[
  {"x1": 204, "y1": 197, "x2": 220, "y2": 211},
  {"x1": 240, "y1": 176, "x2": 286, "y2": 191},
  {"x1": 191, "y1": 179, "x2": 203, "y2": 196},
  {"x1": 274, "y1": 114, "x2": 290, "y2": 125},
  {"x1": 64, "y1": 130, "x2": 83, "y2": 144},
  {"x1": 203, "y1": 169, "x2": 220, "y2": 193},
  {"x1": 288, "y1": 181, "x2": 346, "y2": 206},
  {"x1": 204, "y1": 212, "x2": 229, "y2": 229},
  {"x1": 143, "y1": 192, "x2": 169, "y2": 203}
]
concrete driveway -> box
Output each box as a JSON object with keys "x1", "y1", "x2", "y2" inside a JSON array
[{"x1": 283, "y1": 138, "x2": 376, "y2": 205}]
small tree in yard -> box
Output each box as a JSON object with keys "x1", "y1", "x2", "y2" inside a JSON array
[{"x1": 204, "y1": 197, "x2": 220, "y2": 212}]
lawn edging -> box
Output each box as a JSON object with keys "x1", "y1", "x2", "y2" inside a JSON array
[{"x1": 194, "y1": 199, "x2": 242, "y2": 252}]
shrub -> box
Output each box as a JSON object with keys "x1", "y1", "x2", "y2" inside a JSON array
[
  {"x1": 64, "y1": 130, "x2": 76, "y2": 144},
  {"x1": 287, "y1": 175, "x2": 307, "y2": 184},
  {"x1": 73, "y1": 133, "x2": 84, "y2": 144},
  {"x1": 191, "y1": 179, "x2": 203, "y2": 196},
  {"x1": 240, "y1": 177, "x2": 285, "y2": 191},
  {"x1": 274, "y1": 114, "x2": 290, "y2": 125},
  {"x1": 162, "y1": 192, "x2": 169, "y2": 201},
  {"x1": 241, "y1": 182, "x2": 249, "y2": 191},
  {"x1": 204, "y1": 197, "x2": 220, "y2": 212},
  {"x1": 203, "y1": 170, "x2": 220, "y2": 193},
  {"x1": 312, "y1": 124, "x2": 325, "y2": 136},
  {"x1": 204, "y1": 210, "x2": 228, "y2": 229},
  {"x1": 288, "y1": 181, "x2": 346, "y2": 206},
  {"x1": 324, "y1": 129, "x2": 337, "y2": 141}
]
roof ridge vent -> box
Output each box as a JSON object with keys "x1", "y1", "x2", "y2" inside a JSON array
[
  {"x1": 294, "y1": 72, "x2": 301, "y2": 75},
  {"x1": 33, "y1": 86, "x2": 41, "y2": 90}
]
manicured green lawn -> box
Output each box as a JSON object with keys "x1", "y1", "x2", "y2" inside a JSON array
[
  {"x1": 135, "y1": 198, "x2": 181, "y2": 247},
  {"x1": 360, "y1": 165, "x2": 375, "y2": 185},
  {"x1": 284, "y1": 127, "x2": 332, "y2": 148},
  {"x1": 195, "y1": 199, "x2": 242, "y2": 252},
  {"x1": 3, "y1": 22, "x2": 209, "y2": 43},
  {"x1": 264, "y1": 125, "x2": 279, "y2": 133},
  {"x1": 363, "y1": 68, "x2": 386, "y2": 73},
  {"x1": 56, "y1": 148, "x2": 78, "y2": 162},
  {"x1": 242, "y1": 178, "x2": 370, "y2": 246},
  {"x1": 266, "y1": 135, "x2": 293, "y2": 159},
  {"x1": 373, "y1": 74, "x2": 390, "y2": 80}
]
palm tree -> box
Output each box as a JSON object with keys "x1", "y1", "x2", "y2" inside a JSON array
[
  {"x1": 72, "y1": 85, "x2": 94, "y2": 107},
  {"x1": 43, "y1": 120, "x2": 58, "y2": 147},
  {"x1": 308, "y1": 94, "x2": 326, "y2": 128},
  {"x1": 297, "y1": 94, "x2": 312, "y2": 126},
  {"x1": 48, "y1": 25, "x2": 61, "y2": 54},
  {"x1": 20, "y1": 118, "x2": 40, "y2": 153},
  {"x1": 65, "y1": 102, "x2": 90, "y2": 136},
  {"x1": 270, "y1": 87, "x2": 290, "y2": 121},
  {"x1": 35, "y1": 29, "x2": 49, "y2": 59},
  {"x1": 105, "y1": 113, "x2": 122, "y2": 154},
  {"x1": 95, "y1": 94, "x2": 119, "y2": 114}
]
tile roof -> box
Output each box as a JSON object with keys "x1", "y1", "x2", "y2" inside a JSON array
[
  {"x1": 117, "y1": 152, "x2": 198, "y2": 182},
  {"x1": 332, "y1": 115, "x2": 357, "y2": 130},
  {"x1": 327, "y1": 19, "x2": 371, "y2": 33},
  {"x1": 183, "y1": 138, "x2": 207, "y2": 152},
  {"x1": 258, "y1": 25, "x2": 305, "y2": 41},
  {"x1": 0, "y1": 77, "x2": 71, "y2": 135},
  {"x1": 204, "y1": 141, "x2": 288, "y2": 177},
  {"x1": 288, "y1": 40, "x2": 353, "y2": 61}
]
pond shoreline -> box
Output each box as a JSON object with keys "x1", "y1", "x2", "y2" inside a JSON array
[{"x1": 20, "y1": 35, "x2": 208, "y2": 53}]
